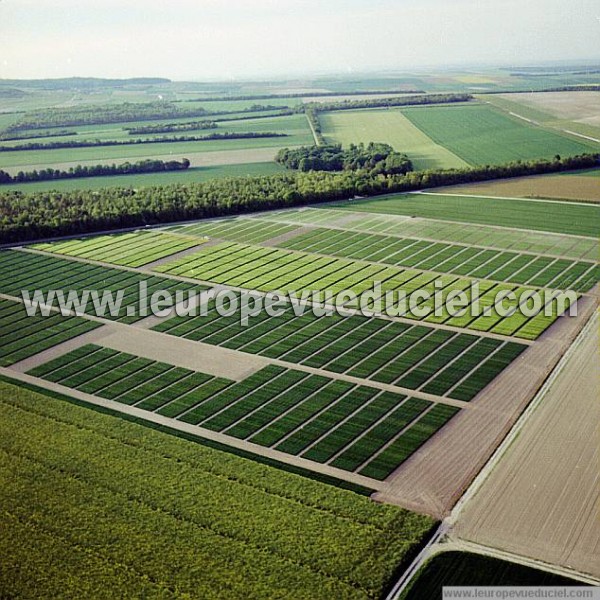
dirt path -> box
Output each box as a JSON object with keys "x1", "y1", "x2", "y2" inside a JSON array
[
  {"x1": 373, "y1": 290, "x2": 598, "y2": 518},
  {"x1": 452, "y1": 310, "x2": 600, "y2": 579}
]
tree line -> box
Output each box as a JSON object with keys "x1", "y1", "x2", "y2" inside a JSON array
[
  {"x1": 124, "y1": 120, "x2": 218, "y2": 135},
  {"x1": 1, "y1": 153, "x2": 596, "y2": 243},
  {"x1": 306, "y1": 93, "x2": 473, "y2": 112},
  {"x1": 0, "y1": 158, "x2": 190, "y2": 185},
  {"x1": 276, "y1": 143, "x2": 413, "y2": 176},
  {"x1": 0, "y1": 129, "x2": 77, "y2": 142},
  {"x1": 0, "y1": 131, "x2": 287, "y2": 152}
]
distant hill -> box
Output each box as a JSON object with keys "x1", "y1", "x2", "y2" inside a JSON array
[{"x1": 0, "y1": 77, "x2": 171, "y2": 90}]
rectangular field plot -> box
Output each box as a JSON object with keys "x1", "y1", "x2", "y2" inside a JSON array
[
  {"x1": 27, "y1": 344, "x2": 462, "y2": 481},
  {"x1": 0, "y1": 249, "x2": 209, "y2": 324},
  {"x1": 165, "y1": 218, "x2": 300, "y2": 244},
  {"x1": 256, "y1": 208, "x2": 597, "y2": 261},
  {"x1": 278, "y1": 227, "x2": 597, "y2": 292},
  {"x1": 0, "y1": 298, "x2": 100, "y2": 366},
  {"x1": 400, "y1": 103, "x2": 594, "y2": 166},
  {"x1": 32, "y1": 231, "x2": 202, "y2": 268},
  {"x1": 154, "y1": 242, "x2": 572, "y2": 339},
  {"x1": 152, "y1": 297, "x2": 528, "y2": 399}
]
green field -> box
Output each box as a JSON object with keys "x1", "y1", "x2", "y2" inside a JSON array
[
  {"x1": 0, "y1": 378, "x2": 436, "y2": 599},
  {"x1": 399, "y1": 103, "x2": 594, "y2": 165},
  {"x1": 319, "y1": 109, "x2": 468, "y2": 170},
  {"x1": 332, "y1": 192, "x2": 600, "y2": 237},
  {"x1": 0, "y1": 298, "x2": 100, "y2": 367},
  {"x1": 401, "y1": 551, "x2": 586, "y2": 599},
  {"x1": 152, "y1": 297, "x2": 526, "y2": 400},
  {"x1": 0, "y1": 249, "x2": 208, "y2": 324},
  {"x1": 27, "y1": 345, "x2": 461, "y2": 479},
  {"x1": 34, "y1": 231, "x2": 203, "y2": 268},
  {"x1": 156, "y1": 241, "x2": 571, "y2": 340},
  {"x1": 279, "y1": 227, "x2": 598, "y2": 292},
  {"x1": 0, "y1": 162, "x2": 286, "y2": 192}
]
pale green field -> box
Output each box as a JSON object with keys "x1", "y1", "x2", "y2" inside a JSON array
[
  {"x1": 320, "y1": 108, "x2": 468, "y2": 170},
  {"x1": 0, "y1": 162, "x2": 285, "y2": 192}
]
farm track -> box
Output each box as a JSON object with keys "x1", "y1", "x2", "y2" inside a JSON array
[{"x1": 373, "y1": 287, "x2": 598, "y2": 517}]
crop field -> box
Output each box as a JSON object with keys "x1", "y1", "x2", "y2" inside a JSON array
[
  {"x1": 0, "y1": 162, "x2": 286, "y2": 192},
  {"x1": 257, "y1": 208, "x2": 598, "y2": 260},
  {"x1": 0, "y1": 298, "x2": 100, "y2": 366},
  {"x1": 0, "y1": 379, "x2": 436, "y2": 599},
  {"x1": 400, "y1": 551, "x2": 585, "y2": 599},
  {"x1": 0, "y1": 249, "x2": 209, "y2": 323},
  {"x1": 433, "y1": 170, "x2": 600, "y2": 204},
  {"x1": 28, "y1": 344, "x2": 460, "y2": 480},
  {"x1": 399, "y1": 103, "x2": 594, "y2": 165},
  {"x1": 278, "y1": 227, "x2": 598, "y2": 292},
  {"x1": 319, "y1": 108, "x2": 468, "y2": 170},
  {"x1": 33, "y1": 231, "x2": 203, "y2": 267},
  {"x1": 152, "y1": 298, "x2": 526, "y2": 400},
  {"x1": 155, "y1": 241, "x2": 572, "y2": 339},
  {"x1": 331, "y1": 192, "x2": 600, "y2": 237},
  {"x1": 167, "y1": 217, "x2": 301, "y2": 244}
]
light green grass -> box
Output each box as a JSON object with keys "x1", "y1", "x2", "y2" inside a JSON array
[
  {"x1": 332, "y1": 192, "x2": 600, "y2": 238},
  {"x1": 0, "y1": 163, "x2": 285, "y2": 192},
  {"x1": 320, "y1": 109, "x2": 468, "y2": 170},
  {"x1": 400, "y1": 103, "x2": 595, "y2": 165}
]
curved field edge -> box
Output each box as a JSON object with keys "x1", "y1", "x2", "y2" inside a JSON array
[
  {"x1": 0, "y1": 376, "x2": 436, "y2": 600},
  {"x1": 398, "y1": 551, "x2": 588, "y2": 599}
]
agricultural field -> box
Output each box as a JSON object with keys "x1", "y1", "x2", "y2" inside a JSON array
[
  {"x1": 400, "y1": 551, "x2": 586, "y2": 599},
  {"x1": 0, "y1": 298, "x2": 100, "y2": 366},
  {"x1": 433, "y1": 169, "x2": 600, "y2": 203},
  {"x1": 0, "y1": 379, "x2": 436, "y2": 599},
  {"x1": 0, "y1": 249, "x2": 209, "y2": 323},
  {"x1": 399, "y1": 103, "x2": 595, "y2": 165},
  {"x1": 0, "y1": 162, "x2": 286, "y2": 192},
  {"x1": 256, "y1": 207, "x2": 598, "y2": 260},
  {"x1": 155, "y1": 241, "x2": 575, "y2": 340},
  {"x1": 332, "y1": 192, "x2": 600, "y2": 237},
  {"x1": 27, "y1": 344, "x2": 460, "y2": 480},
  {"x1": 319, "y1": 109, "x2": 467, "y2": 170}
]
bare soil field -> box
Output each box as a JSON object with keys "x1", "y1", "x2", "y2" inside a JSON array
[
  {"x1": 373, "y1": 291, "x2": 599, "y2": 518},
  {"x1": 433, "y1": 172, "x2": 600, "y2": 203},
  {"x1": 499, "y1": 92, "x2": 600, "y2": 128},
  {"x1": 454, "y1": 311, "x2": 600, "y2": 579}
]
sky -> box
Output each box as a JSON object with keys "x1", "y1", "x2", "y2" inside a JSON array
[{"x1": 1, "y1": 0, "x2": 599, "y2": 80}]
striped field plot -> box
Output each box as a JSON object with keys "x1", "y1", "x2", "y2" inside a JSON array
[
  {"x1": 0, "y1": 298, "x2": 100, "y2": 366},
  {"x1": 0, "y1": 249, "x2": 209, "y2": 324},
  {"x1": 152, "y1": 296, "x2": 527, "y2": 401},
  {"x1": 154, "y1": 242, "x2": 575, "y2": 339},
  {"x1": 165, "y1": 218, "x2": 300, "y2": 244},
  {"x1": 278, "y1": 228, "x2": 598, "y2": 292},
  {"x1": 32, "y1": 231, "x2": 203, "y2": 268},
  {"x1": 255, "y1": 207, "x2": 598, "y2": 261},
  {"x1": 28, "y1": 344, "x2": 460, "y2": 481}
]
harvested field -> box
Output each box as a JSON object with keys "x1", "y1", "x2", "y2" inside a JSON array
[
  {"x1": 454, "y1": 311, "x2": 600, "y2": 578},
  {"x1": 433, "y1": 170, "x2": 600, "y2": 203}
]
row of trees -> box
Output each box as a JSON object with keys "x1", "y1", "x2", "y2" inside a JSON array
[
  {"x1": 0, "y1": 158, "x2": 190, "y2": 184},
  {"x1": 5, "y1": 101, "x2": 293, "y2": 132},
  {"x1": 0, "y1": 131, "x2": 287, "y2": 152},
  {"x1": 125, "y1": 120, "x2": 217, "y2": 135},
  {"x1": 276, "y1": 143, "x2": 413, "y2": 175},
  {"x1": 1, "y1": 154, "x2": 596, "y2": 243},
  {"x1": 306, "y1": 93, "x2": 473, "y2": 112},
  {"x1": 0, "y1": 129, "x2": 76, "y2": 142}
]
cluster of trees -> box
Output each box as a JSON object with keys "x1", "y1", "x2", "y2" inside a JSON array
[
  {"x1": 6, "y1": 101, "x2": 292, "y2": 132},
  {"x1": 0, "y1": 158, "x2": 190, "y2": 184},
  {"x1": 124, "y1": 120, "x2": 217, "y2": 135},
  {"x1": 276, "y1": 143, "x2": 413, "y2": 175},
  {"x1": 1, "y1": 153, "x2": 596, "y2": 243},
  {"x1": 307, "y1": 93, "x2": 473, "y2": 112},
  {"x1": 0, "y1": 131, "x2": 287, "y2": 152},
  {"x1": 0, "y1": 129, "x2": 77, "y2": 142}
]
